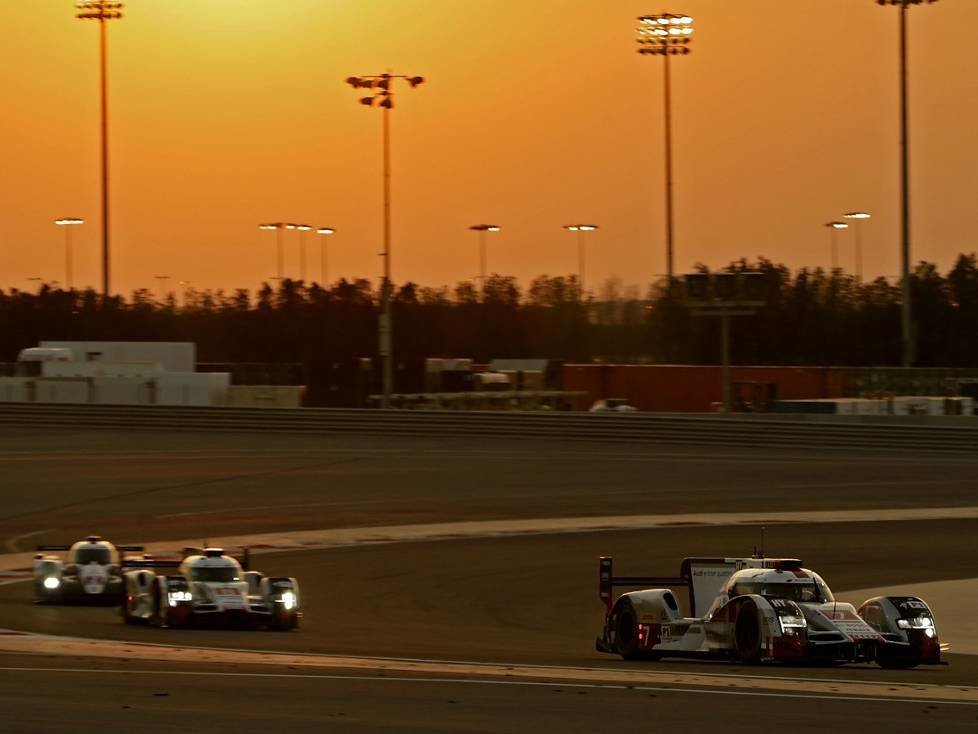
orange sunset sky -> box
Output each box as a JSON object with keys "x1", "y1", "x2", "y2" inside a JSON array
[{"x1": 3, "y1": 0, "x2": 976, "y2": 296}]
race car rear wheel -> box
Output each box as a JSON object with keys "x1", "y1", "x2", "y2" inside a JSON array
[
  {"x1": 734, "y1": 600, "x2": 763, "y2": 664},
  {"x1": 614, "y1": 600, "x2": 649, "y2": 660}
]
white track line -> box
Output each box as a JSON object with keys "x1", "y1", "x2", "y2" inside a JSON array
[
  {"x1": 0, "y1": 666, "x2": 973, "y2": 707},
  {"x1": 0, "y1": 635, "x2": 975, "y2": 704}
]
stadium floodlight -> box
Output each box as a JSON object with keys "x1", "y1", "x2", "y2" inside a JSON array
[
  {"x1": 75, "y1": 1, "x2": 124, "y2": 297},
  {"x1": 55, "y1": 217, "x2": 85, "y2": 289},
  {"x1": 562, "y1": 225, "x2": 600, "y2": 296},
  {"x1": 345, "y1": 72, "x2": 425, "y2": 408},
  {"x1": 637, "y1": 12, "x2": 693, "y2": 284}
]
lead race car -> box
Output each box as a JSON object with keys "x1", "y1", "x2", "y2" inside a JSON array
[
  {"x1": 33, "y1": 536, "x2": 145, "y2": 604},
  {"x1": 596, "y1": 555, "x2": 942, "y2": 668},
  {"x1": 121, "y1": 547, "x2": 301, "y2": 630}
]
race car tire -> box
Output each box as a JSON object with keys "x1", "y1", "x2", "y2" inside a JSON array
[
  {"x1": 734, "y1": 600, "x2": 763, "y2": 664},
  {"x1": 121, "y1": 596, "x2": 135, "y2": 624},
  {"x1": 614, "y1": 600, "x2": 652, "y2": 660}
]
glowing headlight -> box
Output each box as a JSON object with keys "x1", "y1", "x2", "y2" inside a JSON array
[
  {"x1": 43, "y1": 577, "x2": 60, "y2": 590},
  {"x1": 281, "y1": 591, "x2": 296, "y2": 611},
  {"x1": 897, "y1": 616, "x2": 934, "y2": 630},
  {"x1": 167, "y1": 591, "x2": 192, "y2": 607}
]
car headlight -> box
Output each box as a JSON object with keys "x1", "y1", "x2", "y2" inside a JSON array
[
  {"x1": 43, "y1": 577, "x2": 60, "y2": 590},
  {"x1": 167, "y1": 590, "x2": 192, "y2": 606},
  {"x1": 281, "y1": 591, "x2": 296, "y2": 611},
  {"x1": 897, "y1": 616, "x2": 934, "y2": 630}
]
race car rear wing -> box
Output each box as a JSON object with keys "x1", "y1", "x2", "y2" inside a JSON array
[
  {"x1": 600, "y1": 556, "x2": 799, "y2": 617},
  {"x1": 599, "y1": 556, "x2": 687, "y2": 612}
]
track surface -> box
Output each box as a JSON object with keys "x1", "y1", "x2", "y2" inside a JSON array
[{"x1": 1, "y1": 427, "x2": 977, "y2": 731}]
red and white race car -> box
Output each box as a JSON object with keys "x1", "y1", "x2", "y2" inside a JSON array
[
  {"x1": 33, "y1": 536, "x2": 144, "y2": 604},
  {"x1": 121, "y1": 547, "x2": 301, "y2": 630},
  {"x1": 596, "y1": 555, "x2": 942, "y2": 668}
]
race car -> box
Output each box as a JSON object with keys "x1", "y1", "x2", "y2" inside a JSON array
[
  {"x1": 33, "y1": 536, "x2": 144, "y2": 604},
  {"x1": 595, "y1": 555, "x2": 942, "y2": 669},
  {"x1": 121, "y1": 547, "x2": 301, "y2": 630}
]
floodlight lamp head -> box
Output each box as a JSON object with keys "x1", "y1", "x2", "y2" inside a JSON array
[
  {"x1": 379, "y1": 97, "x2": 394, "y2": 109},
  {"x1": 408, "y1": 76, "x2": 425, "y2": 88},
  {"x1": 317, "y1": 228, "x2": 335, "y2": 235},
  {"x1": 296, "y1": 225, "x2": 312, "y2": 231},
  {"x1": 826, "y1": 221, "x2": 849, "y2": 229},
  {"x1": 345, "y1": 76, "x2": 362, "y2": 88},
  {"x1": 360, "y1": 96, "x2": 375, "y2": 106},
  {"x1": 843, "y1": 212, "x2": 872, "y2": 220}
]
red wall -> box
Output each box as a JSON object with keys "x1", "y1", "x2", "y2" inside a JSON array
[{"x1": 563, "y1": 365, "x2": 845, "y2": 412}]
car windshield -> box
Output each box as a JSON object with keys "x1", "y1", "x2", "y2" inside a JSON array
[
  {"x1": 74, "y1": 548, "x2": 111, "y2": 565},
  {"x1": 191, "y1": 566, "x2": 240, "y2": 583},
  {"x1": 759, "y1": 583, "x2": 823, "y2": 603}
]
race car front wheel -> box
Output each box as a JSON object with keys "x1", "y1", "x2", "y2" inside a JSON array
[{"x1": 734, "y1": 600, "x2": 763, "y2": 664}]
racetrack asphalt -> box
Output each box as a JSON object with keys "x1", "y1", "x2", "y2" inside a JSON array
[{"x1": 0, "y1": 427, "x2": 976, "y2": 731}]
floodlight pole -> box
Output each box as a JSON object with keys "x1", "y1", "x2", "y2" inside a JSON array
[
  {"x1": 379, "y1": 104, "x2": 394, "y2": 407},
  {"x1": 347, "y1": 72, "x2": 424, "y2": 409},
  {"x1": 877, "y1": 0, "x2": 938, "y2": 365},
  {"x1": 898, "y1": 2, "x2": 913, "y2": 366},
  {"x1": 638, "y1": 13, "x2": 692, "y2": 284},
  {"x1": 316, "y1": 228, "x2": 336, "y2": 286},
  {"x1": 721, "y1": 310, "x2": 731, "y2": 415},
  {"x1": 76, "y1": 2, "x2": 122, "y2": 297},
  {"x1": 99, "y1": 18, "x2": 110, "y2": 297},
  {"x1": 66, "y1": 224, "x2": 74, "y2": 289},
  {"x1": 277, "y1": 227, "x2": 284, "y2": 281},
  {"x1": 663, "y1": 50, "x2": 675, "y2": 282}
]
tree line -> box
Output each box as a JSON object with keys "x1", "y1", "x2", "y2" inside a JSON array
[{"x1": 3, "y1": 255, "x2": 978, "y2": 367}]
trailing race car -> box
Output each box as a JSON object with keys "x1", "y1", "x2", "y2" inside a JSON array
[
  {"x1": 33, "y1": 536, "x2": 144, "y2": 604},
  {"x1": 121, "y1": 547, "x2": 300, "y2": 630},
  {"x1": 596, "y1": 555, "x2": 942, "y2": 669}
]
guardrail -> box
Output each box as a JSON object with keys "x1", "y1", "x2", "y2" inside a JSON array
[{"x1": 0, "y1": 403, "x2": 975, "y2": 454}]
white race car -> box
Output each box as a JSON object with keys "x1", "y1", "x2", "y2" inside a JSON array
[
  {"x1": 33, "y1": 536, "x2": 144, "y2": 604},
  {"x1": 121, "y1": 547, "x2": 301, "y2": 630},
  {"x1": 596, "y1": 555, "x2": 942, "y2": 668}
]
